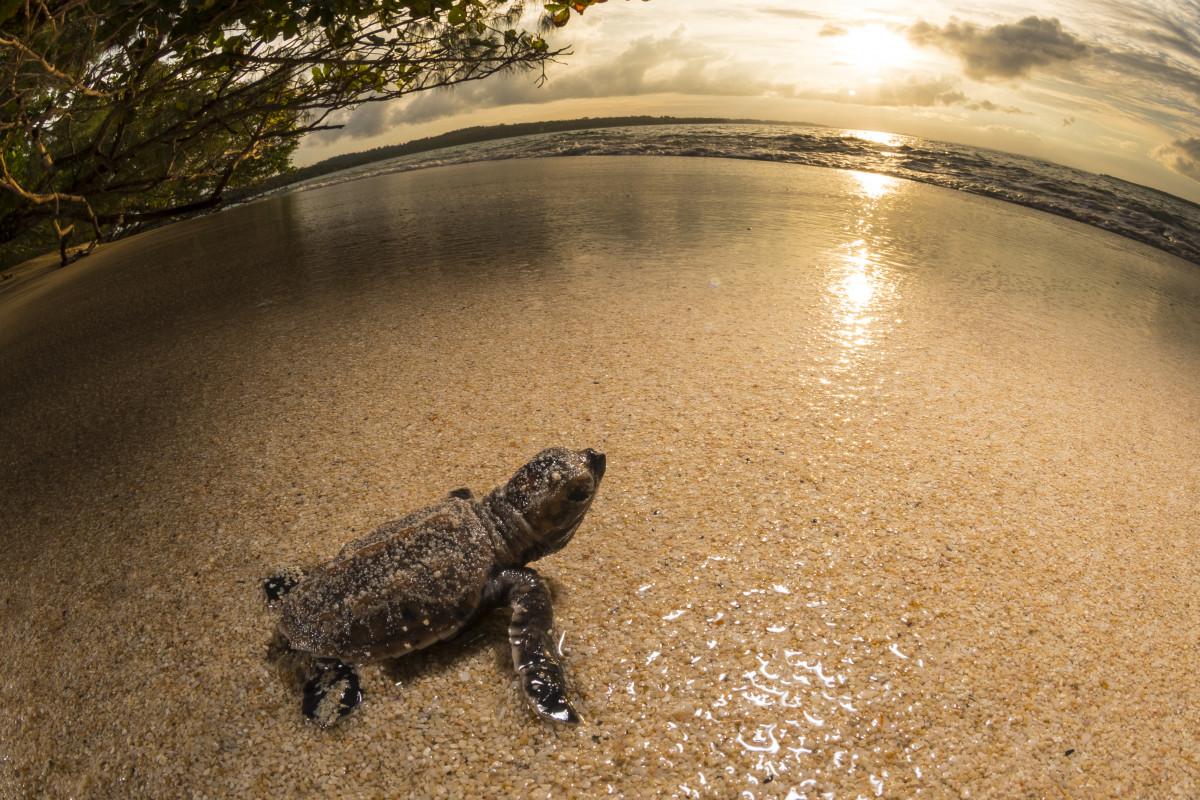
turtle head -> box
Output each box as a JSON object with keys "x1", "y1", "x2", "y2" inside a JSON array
[{"x1": 496, "y1": 447, "x2": 605, "y2": 563}]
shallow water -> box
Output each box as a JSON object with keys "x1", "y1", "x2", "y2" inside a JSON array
[
  {"x1": 262, "y1": 123, "x2": 1200, "y2": 266},
  {"x1": 2, "y1": 158, "x2": 1199, "y2": 798}
]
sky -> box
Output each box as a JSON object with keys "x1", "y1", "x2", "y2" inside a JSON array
[{"x1": 296, "y1": 1, "x2": 1200, "y2": 204}]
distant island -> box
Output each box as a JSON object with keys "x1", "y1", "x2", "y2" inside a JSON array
[{"x1": 231, "y1": 115, "x2": 802, "y2": 201}]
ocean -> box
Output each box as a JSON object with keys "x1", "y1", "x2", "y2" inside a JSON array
[{"x1": 273, "y1": 123, "x2": 1200, "y2": 265}]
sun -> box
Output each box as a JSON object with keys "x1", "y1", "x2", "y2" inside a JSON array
[{"x1": 839, "y1": 24, "x2": 916, "y2": 73}]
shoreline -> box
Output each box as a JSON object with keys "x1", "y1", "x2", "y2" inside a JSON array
[{"x1": 7, "y1": 126, "x2": 1199, "y2": 281}]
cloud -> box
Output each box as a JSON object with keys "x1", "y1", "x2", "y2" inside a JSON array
[
  {"x1": 307, "y1": 31, "x2": 796, "y2": 139},
  {"x1": 340, "y1": 102, "x2": 391, "y2": 138},
  {"x1": 793, "y1": 78, "x2": 961, "y2": 109},
  {"x1": 1136, "y1": 22, "x2": 1200, "y2": 61},
  {"x1": 982, "y1": 123, "x2": 1042, "y2": 142},
  {"x1": 1096, "y1": 136, "x2": 1140, "y2": 153},
  {"x1": 907, "y1": 16, "x2": 1090, "y2": 80},
  {"x1": 819, "y1": 24, "x2": 847, "y2": 37},
  {"x1": 757, "y1": 7, "x2": 824, "y2": 20},
  {"x1": 1092, "y1": 49, "x2": 1200, "y2": 107},
  {"x1": 394, "y1": 31, "x2": 796, "y2": 125},
  {"x1": 1155, "y1": 137, "x2": 1200, "y2": 181},
  {"x1": 967, "y1": 99, "x2": 1026, "y2": 114},
  {"x1": 905, "y1": 10, "x2": 1199, "y2": 141},
  {"x1": 306, "y1": 101, "x2": 394, "y2": 143},
  {"x1": 840, "y1": 76, "x2": 966, "y2": 107},
  {"x1": 799, "y1": 76, "x2": 1023, "y2": 114},
  {"x1": 1058, "y1": 45, "x2": 1200, "y2": 139},
  {"x1": 1103, "y1": 1, "x2": 1200, "y2": 61}
]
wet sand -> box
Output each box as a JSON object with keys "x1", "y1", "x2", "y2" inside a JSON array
[{"x1": 1, "y1": 158, "x2": 1199, "y2": 798}]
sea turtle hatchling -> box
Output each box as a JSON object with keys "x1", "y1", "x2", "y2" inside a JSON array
[{"x1": 264, "y1": 446, "x2": 605, "y2": 727}]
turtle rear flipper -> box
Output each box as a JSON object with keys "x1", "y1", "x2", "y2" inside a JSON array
[
  {"x1": 448, "y1": 487, "x2": 474, "y2": 500},
  {"x1": 302, "y1": 661, "x2": 363, "y2": 728},
  {"x1": 268, "y1": 631, "x2": 364, "y2": 727},
  {"x1": 495, "y1": 566, "x2": 581, "y2": 724}
]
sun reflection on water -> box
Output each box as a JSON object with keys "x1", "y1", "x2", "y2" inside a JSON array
[
  {"x1": 850, "y1": 171, "x2": 899, "y2": 200},
  {"x1": 831, "y1": 239, "x2": 894, "y2": 354},
  {"x1": 647, "y1": 550, "x2": 933, "y2": 797},
  {"x1": 817, "y1": 170, "x2": 906, "y2": 369},
  {"x1": 841, "y1": 265, "x2": 875, "y2": 311},
  {"x1": 715, "y1": 639, "x2": 925, "y2": 798},
  {"x1": 845, "y1": 129, "x2": 903, "y2": 148}
]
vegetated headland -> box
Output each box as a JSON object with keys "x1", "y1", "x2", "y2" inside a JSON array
[
  {"x1": 230, "y1": 115, "x2": 791, "y2": 200},
  {"x1": 0, "y1": 116, "x2": 782, "y2": 274}
]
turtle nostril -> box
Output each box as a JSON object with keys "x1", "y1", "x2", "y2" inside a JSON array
[{"x1": 583, "y1": 449, "x2": 606, "y2": 478}]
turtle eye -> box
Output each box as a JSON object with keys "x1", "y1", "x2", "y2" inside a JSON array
[{"x1": 567, "y1": 484, "x2": 592, "y2": 503}]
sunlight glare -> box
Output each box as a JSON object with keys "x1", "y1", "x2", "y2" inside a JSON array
[
  {"x1": 825, "y1": 238, "x2": 900, "y2": 359},
  {"x1": 850, "y1": 171, "x2": 898, "y2": 200},
  {"x1": 835, "y1": 257, "x2": 877, "y2": 351},
  {"x1": 839, "y1": 25, "x2": 915, "y2": 72},
  {"x1": 841, "y1": 266, "x2": 875, "y2": 310},
  {"x1": 846, "y1": 129, "x2": 902, "y2": 148}
]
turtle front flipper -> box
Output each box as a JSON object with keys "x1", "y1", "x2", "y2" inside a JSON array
[
  {"x1": 494, "y1": 567, "x2": 580, "y2": 724},
  {"x1": 448, "y1": 487, "x2": 474, "y2": 500}
]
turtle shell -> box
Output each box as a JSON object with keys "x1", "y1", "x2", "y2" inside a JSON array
[{"x1": 278, "y1": 498, "x2": 496, "y2": 662}]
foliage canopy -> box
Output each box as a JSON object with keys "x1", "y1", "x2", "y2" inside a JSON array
[{"x1": 0, "y1": 0, "x2": 614, "y2": 265}]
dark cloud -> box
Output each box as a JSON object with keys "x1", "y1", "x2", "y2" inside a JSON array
[
  {"x1": 340, "y1": 102, "x2": 390, "y2": 138},
  {"x1": 819, "y1": 23, "x2": 847, "y2": 37},
  {"x1": 907, "y1": 16, "x2": 1090, "y2": 80},
  {"x1": 1156, "y1": 137, "x2": 1200, "y2": 181},
  {"x1": 308, "y1": 100, "x2": 392, "y2": 143}
]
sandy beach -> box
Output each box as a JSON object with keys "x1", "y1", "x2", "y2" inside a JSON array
[{"x1": 1, "y1": 157, "x2": 1198, "y2": 798}]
